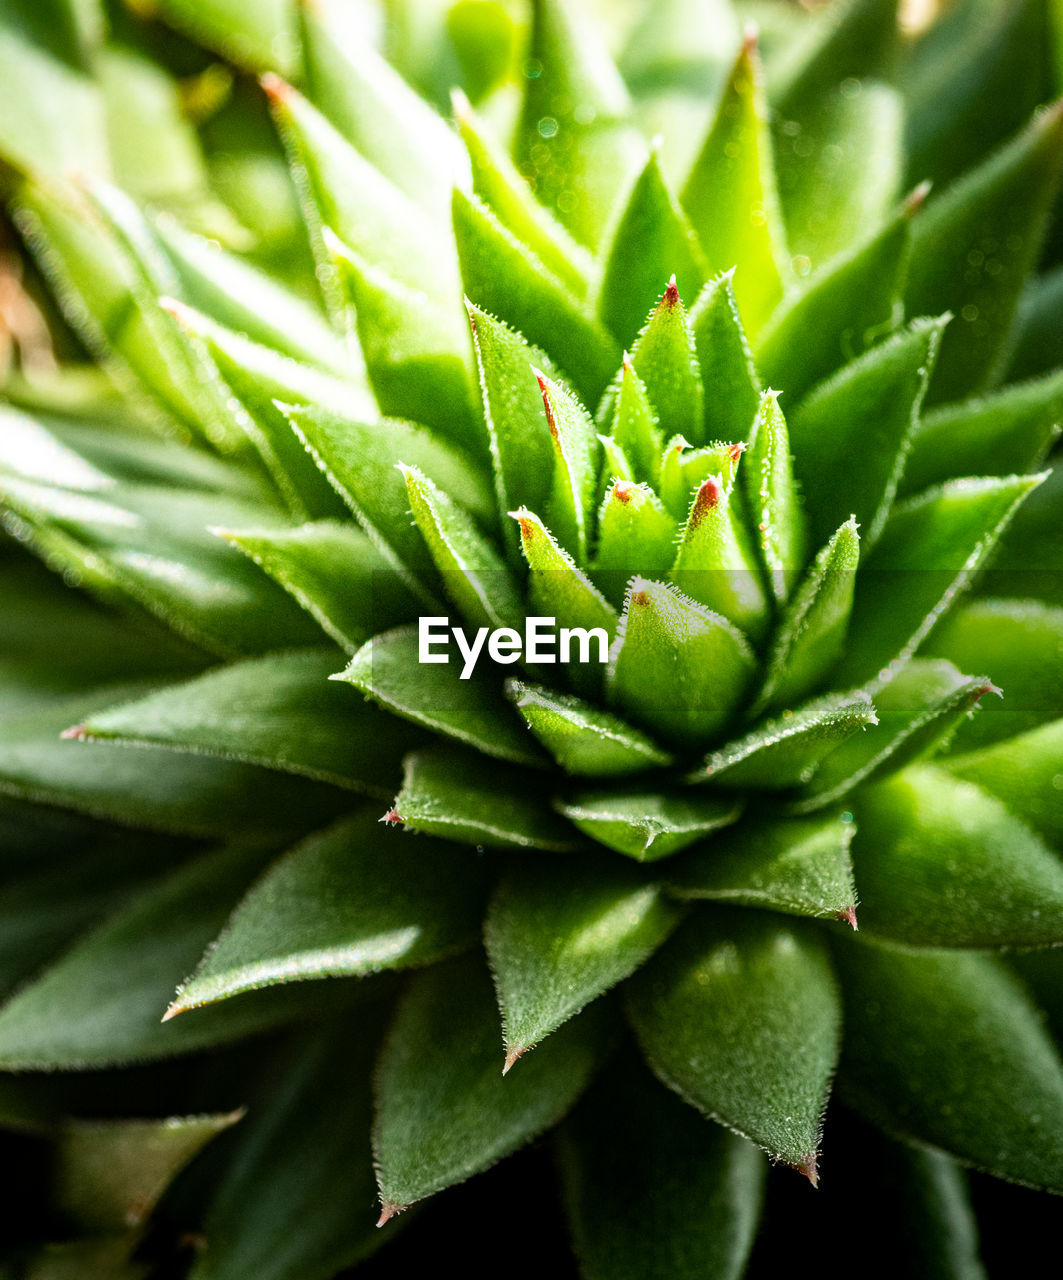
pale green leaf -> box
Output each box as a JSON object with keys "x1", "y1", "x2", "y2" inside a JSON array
[{"x1": 607, "y1": 578, "x2": 756, "y2": 749}]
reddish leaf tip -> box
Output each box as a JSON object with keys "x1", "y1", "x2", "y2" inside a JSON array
[
  {"x1": 742, "y1": 22, "x2": 759, "y2": 53},
  {"x1": 613, "y1": 480, "x2": 635, "y2": 504},
  {"x1": 376, "y1": 1202, "x2": 405, "y2": 1228},
  {"x1": 690, "y1": 476, "x2": 722, "y2": 526},
  {"x1": 531, "y1": 367, "x2": 559, "y2": 439},
  {"x1": 795, "y1": 1156, "x2": 819, "y2": 1188},
  {"x1": 59, "y1": 724, "x2": 89, "y2": 741},
  {"x1": 160, "y1": 1004, "x2": 184, "y2": 1023},
  {"x1": 836, "y1": 906, "x2": 859, "y2": 931},
  {"x1": 259, "y1": 73, "x2": 292, "y2": 106},
  {"x1": 502, "y1": 1047, "x2": 527, "y2": 1076},
  {"x1": 728, "y1": 442, "x2": 746, "y2": 464},
  {"x1": 975, "y1": 682, "x2": 1004, "y2": 703},
  {"x1": 380, "y1": 809, "x2": 404, "y2": 827},
  {"x1": 663, "y1": 276, "x2": 680, "y2": 308},
  {"x1": 630, "y1": 589, "x2": 651, "y2": 608}
]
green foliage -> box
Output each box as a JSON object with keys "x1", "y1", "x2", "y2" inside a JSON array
[{"x1": 2, "y1": 0, "x2": 1063, "y2": 1273}]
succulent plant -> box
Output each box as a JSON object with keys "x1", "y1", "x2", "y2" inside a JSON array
[{"x1": 2, "y1": 0, "x2": 1063, "y2": 1275}]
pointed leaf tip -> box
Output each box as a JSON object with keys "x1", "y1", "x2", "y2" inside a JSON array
[
  {"x1": 502, "y1": 1047, "x2": 527, "y2": 1076},
  {"x1": 59, "y1": 724, "x2": 89, "y2": 741},
  {"x1": 259, "y1": 73, "x2": 292, "y2": 106},
  {"x1": 376, "y1": 1202, "x2": 405, "y2": 1228},
  {"x1": 837, "y1": 906, "x2": 859, "y2": 931},
  {"x1": 795, "y1": 1156, "x2": 819, "y2": 1188},
  {"x1": 380, "y1": 809, "x2": 404, "y2": 827}
]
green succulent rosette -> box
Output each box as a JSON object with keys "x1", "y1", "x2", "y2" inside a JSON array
[{"x1": 2, "y1": 0, "x2": 1063, "y2": 1276}]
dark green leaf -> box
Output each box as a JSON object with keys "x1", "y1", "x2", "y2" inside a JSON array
[
  {"x1": 0, "y1": 686, "x2": 349, "y2": 839},
  {"x1": 905, "y1": 103, "x2": 1063, "y2": 403},
  {"x1": 507, "y1": 680, "x2": 672, "y2": 777},
  {"x1": 390, "y1": 747, "x2": 583, "y2": 852},
  {"x1": 555, "y1": 790, "x2": 742, "y2": 862},
  {"x1": 682, "y1": 35, "x2": 786, "y2": 334},
  {"x1": 902, "y1": 369, "x2": 1063, "y2": 497},
  {"x1": 0, "y1": 842, "x2": 369, "y2": 1069},
  {"x1": 454, "y1": 190, "x2": 619, "y2": 406},
  {"x1": 558, "y1": 1056, "x2": 765, "y2": 1280},
  {"x1": 838, "y1": 473, "x2": 1043, "y2": 686},
  {"x1": 628, "y1": 909, "x2": 841, "y2": 1174},
  {"x1": 836, "y1": 937, "x2": 1063, "y2": 1191},
  {"x1": 668, "y1": 813, "x2": 858, "y2": 924},
  {"x1": 598, "y1": 151, "x2": 706, "y2": 349},
  {"x1": 903, "y1": 0, "x2": 1052, "y2": 189},
  {"x1": 851, "y1": 766, "x2": 1063, "y2": 947},
  {"x1": 58, "y1": 1113, "x2": 240, "y2": 1234},
  {"x1": 220, "y1": 521, "x2": 418, "y2": 655},
  {"x1": 770, "y1": 0, "x2": 899, "y2": 117},
  {"x1": 754, "y1": 200, "x2": 912, "y2": 403},
  {"x1": 190, "y1": 1014, "x2": 387, "y2": 1280},
  {"x1": 789, "y1": 317, "x2": 946, "y2": 551},
  {"x1": 339, "y1": 627, "x2": 542, "y2": 766},
  {"x1": 689, "y1": 271, "x2": 761, "y2": 446},
  {"x1": 373, "y1": 954, "x2": 611, "y2": 1216},
  {"x1": 945, "y1": 718, "x2": 1063, "y2": 844},
  {"x1": 168, "y1": 813, "x2": 483, "y2": 1013},
  {"x1": 754, "y1": 518, "x2": 860, "y2": 715},
  {"x1": 689, "y1": 691, "x2": 877, "y2": 789},
  {"x1": 923, "y1": 598, "x2": 1063, "y2": 750},
  {"x1": 486, "y1": 856, "x2": 681, "y2": 1062},
  {"x1": 75, "y1": 650, "x2": 411, "y2": 795},
  {"x1": 795, "y1": 660, "x2": 998, "y2": 809},
  {"x1": 0, "y1": 473, "x2": 319, "y2": 658}
]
